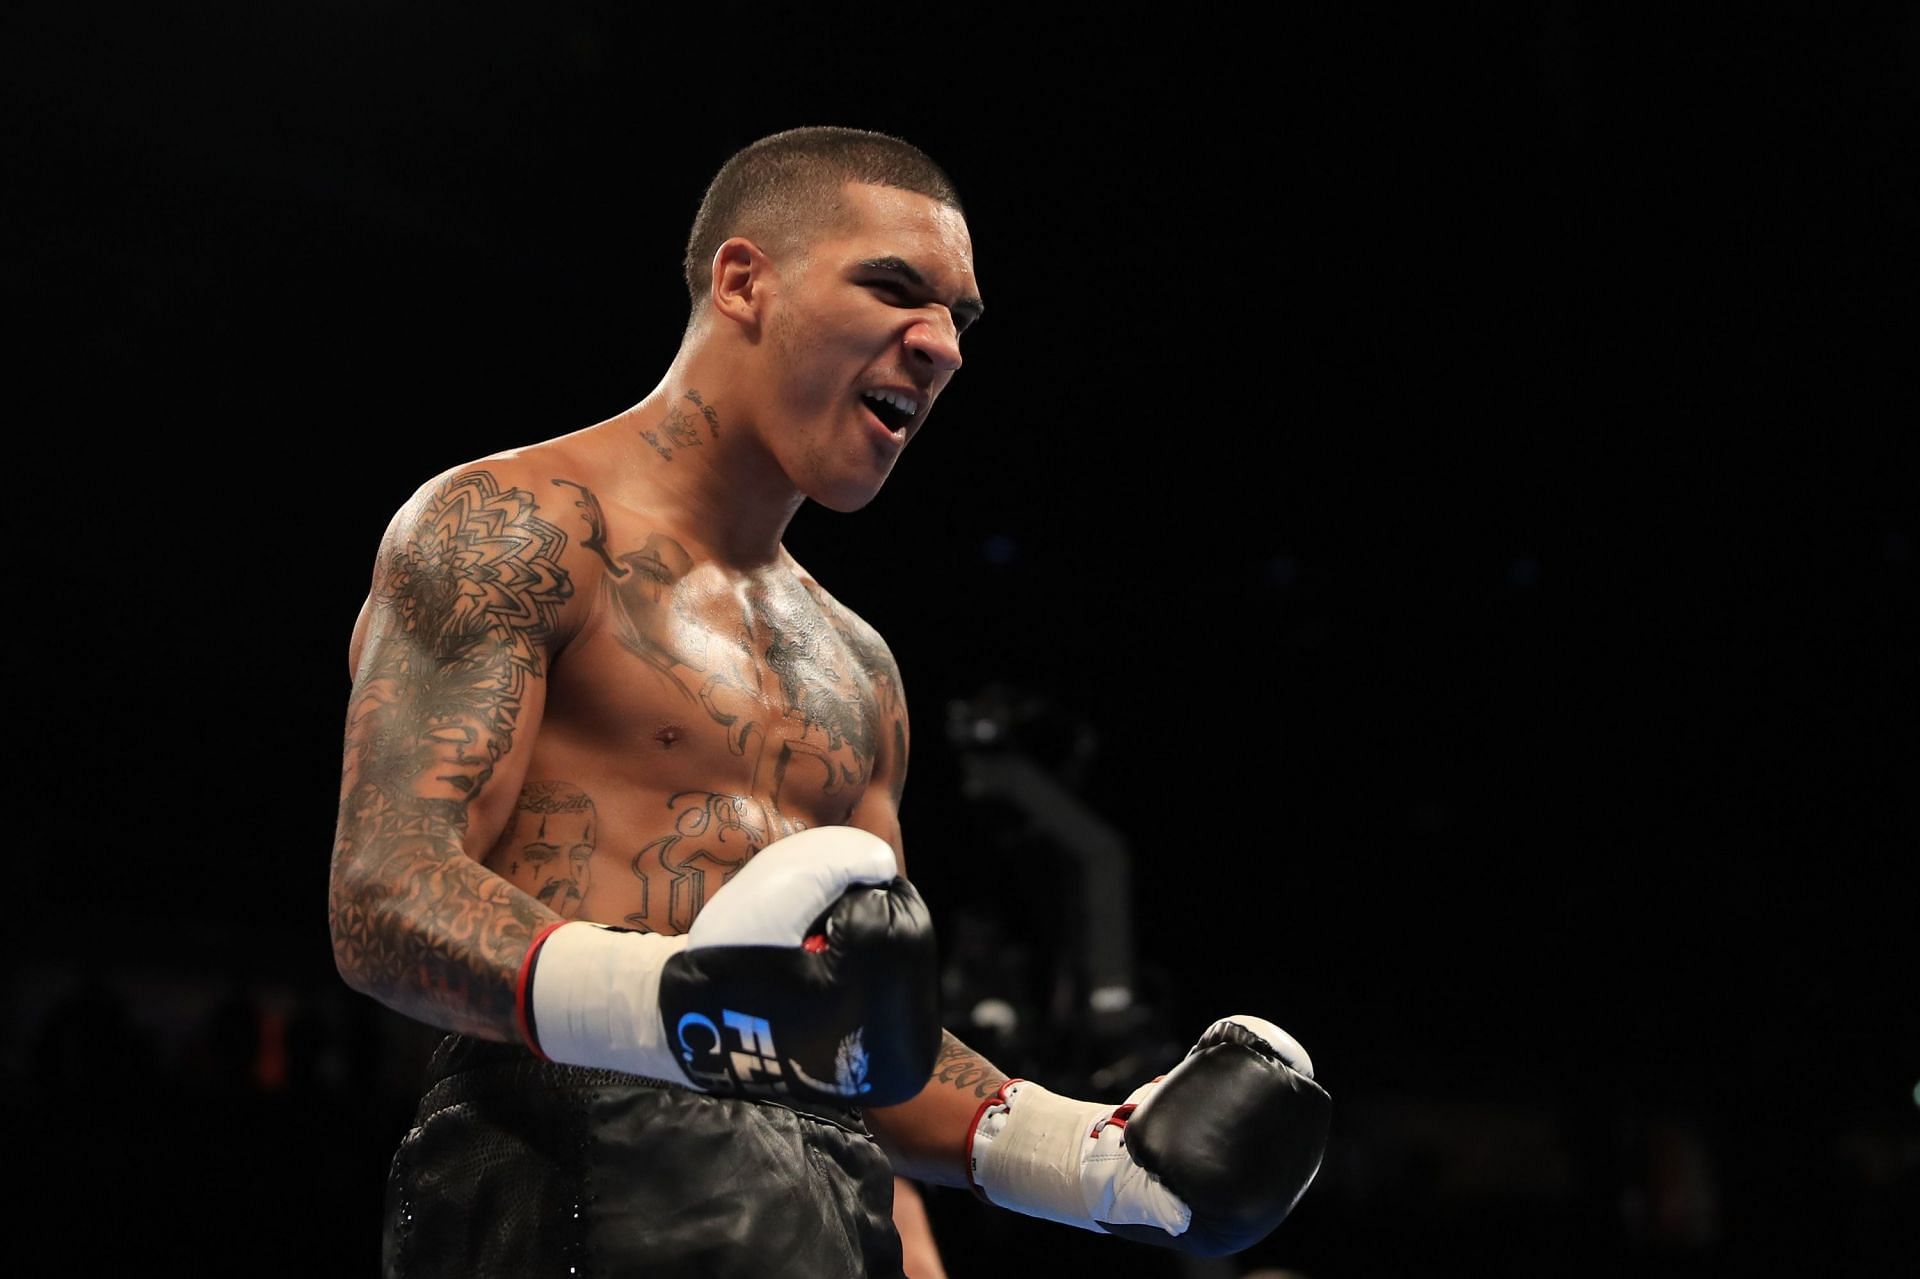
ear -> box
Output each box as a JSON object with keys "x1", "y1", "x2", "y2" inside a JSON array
[{"x1": 709, "y1": 236, "x2": 774, "y2": 332}]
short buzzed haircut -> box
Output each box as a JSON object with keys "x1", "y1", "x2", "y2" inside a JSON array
[{"x1": 682, "y1": 126, "x2": 962, "y2": 310}]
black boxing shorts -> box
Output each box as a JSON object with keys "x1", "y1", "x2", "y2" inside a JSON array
[{"x1": 383, "y1": 1034, "x2": 905, "y2": 1278}]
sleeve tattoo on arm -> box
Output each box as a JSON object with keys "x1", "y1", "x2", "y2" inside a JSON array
[{"x1": 332, "y1": 470, "x2": 574, "y2": 1027}]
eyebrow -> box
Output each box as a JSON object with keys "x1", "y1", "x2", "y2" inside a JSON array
[{"x1": 857, "y1": 256, "x2": 986, "y2": 326}]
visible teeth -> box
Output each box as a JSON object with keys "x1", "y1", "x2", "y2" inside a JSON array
[{"x1": 862, "y1": 389, "x2": 919, "y2": 417}]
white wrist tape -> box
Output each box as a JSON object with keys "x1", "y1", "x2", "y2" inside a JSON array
[
  {"x1": 970, "y1": 1081, "x2": 1120, "y2": 1231},
  {"x1": 528, "y1": 922, "x2": 692, "y2": 1082}
]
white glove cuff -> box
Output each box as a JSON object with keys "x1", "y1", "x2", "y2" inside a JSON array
[
  {"x1": 527, "y1": 921, "x2": 691, "y2": 1083},
  {"x1": 969, "y1": 1081, "x2": 1113, "y2": 1232},
  {"x1": 1215, "y1": 1013, "x2": 1314, "y2": 1078}
]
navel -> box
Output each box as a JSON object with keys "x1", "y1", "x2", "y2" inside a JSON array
[{"x1": 653, "y1": 724, "x2": 686, "y2": 749}]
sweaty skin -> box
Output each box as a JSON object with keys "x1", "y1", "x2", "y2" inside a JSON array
[
  {"x1": 485, "y1": 464, "x2": 906, "y2": 934},
  {"x1": 335, "y1": 451, "x2": 911, "y2": 1006},
  {"x1": 331, "y1": 181, "x2": 1000, "y2": 1192}
]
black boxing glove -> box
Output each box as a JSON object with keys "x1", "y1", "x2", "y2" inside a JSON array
[
  {"x1": 518, "y1": 825, "x2": 940, "y2": 1107},
  {"x1": 966, "y1": 1015, "x2": 1330, "y2": 1256}
]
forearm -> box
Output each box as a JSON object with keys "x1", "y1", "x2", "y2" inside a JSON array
[
  {"x1": 330, "y1": 788, "x2": 559, "y2": 1040},
  {"x1": 865, "y1": 1029, "x2": 1010, "y2": 1186}
]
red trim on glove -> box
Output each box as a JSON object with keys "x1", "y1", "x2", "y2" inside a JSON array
[
  {"x1": 514, "y1": 921, "x2": 569, "y2": 1059},
  {"x1": 964, "y1": 1077, "x2": 1022, "y2": 1203},
  {"x1": 1091, "y1": 1101, "x2": 1138, "y2": 1138}
]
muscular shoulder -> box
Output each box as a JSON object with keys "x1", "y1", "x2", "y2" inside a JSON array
[{"x1": 365, "y1": 444, "x2": 613, "y2": 659}]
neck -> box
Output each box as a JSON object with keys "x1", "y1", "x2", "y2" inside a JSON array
[{"x1": 590, "y1": 331, "x2": 804, "y2": 569}]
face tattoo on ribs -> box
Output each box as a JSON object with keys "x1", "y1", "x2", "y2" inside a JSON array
[{"x1": 484, "y1": 780, "x2": 599, "y2": 918}]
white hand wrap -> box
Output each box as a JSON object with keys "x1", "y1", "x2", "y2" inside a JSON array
[
  {"x1": 528, "y1": 922, "x2": 691, "y2": 1081},
  {"x1": 968, "y1": 1079, "x2": 1193, "y2": 1237}
]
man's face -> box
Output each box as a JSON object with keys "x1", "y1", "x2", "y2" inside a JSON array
[
  {"x1": 490, "y1": 792, "x2": 597, "y2": 917},
  {"x1": 758, "y1": 182, "x2": 983, "y2": 511}
]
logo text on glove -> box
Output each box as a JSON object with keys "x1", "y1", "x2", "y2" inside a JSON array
[
  {"x1": 675, "y1": 1010, "x2": 872, "y2": 1097},
  {"x1": 677, "y1": 1009, "x2": 787, "y2": 1092}
]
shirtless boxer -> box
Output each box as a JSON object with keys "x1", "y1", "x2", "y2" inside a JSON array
[{"x1": 329, "y1": 126, "x2": 1329, "y2": 1277}]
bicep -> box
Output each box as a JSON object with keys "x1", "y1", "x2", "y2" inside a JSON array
[
  {"x1": 338, "y1": 614, "x2": 554, "y2": 861},
  {"x1": 339, "y1": 469, "x2": 576, "y2": 828}
]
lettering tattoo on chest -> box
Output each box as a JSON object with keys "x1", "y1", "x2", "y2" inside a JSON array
[
  {"x1": 333, "y1": 470, "x2": 575, "y2": 1011},
  {"x1": 622, "y1": 789, "x2": 806, "y2": 933}
]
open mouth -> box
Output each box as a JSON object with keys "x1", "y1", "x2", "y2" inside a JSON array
[{"x1": 861, "y1": 389, "x2": 918, "y2": 434}]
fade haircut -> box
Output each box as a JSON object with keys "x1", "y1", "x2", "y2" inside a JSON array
[{"x1": 682, "y1": 126, "x2": 962, "y2": 311}]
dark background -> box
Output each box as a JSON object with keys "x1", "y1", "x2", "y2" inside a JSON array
[{"x1": 8, "y1": 4, "x2": 1915, "y2": 1276}]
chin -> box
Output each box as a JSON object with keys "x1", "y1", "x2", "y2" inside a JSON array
[
  {"x1": 805, "y1": 460, "x2": 895, "y2": 513},
  {"x1": 810, "y1": 484, "x2": 884, "y2": 514}
]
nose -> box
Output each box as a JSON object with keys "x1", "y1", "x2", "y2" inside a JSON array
[{"x1": 903, "y1": 311, "x2": 963, "y2": 374}]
